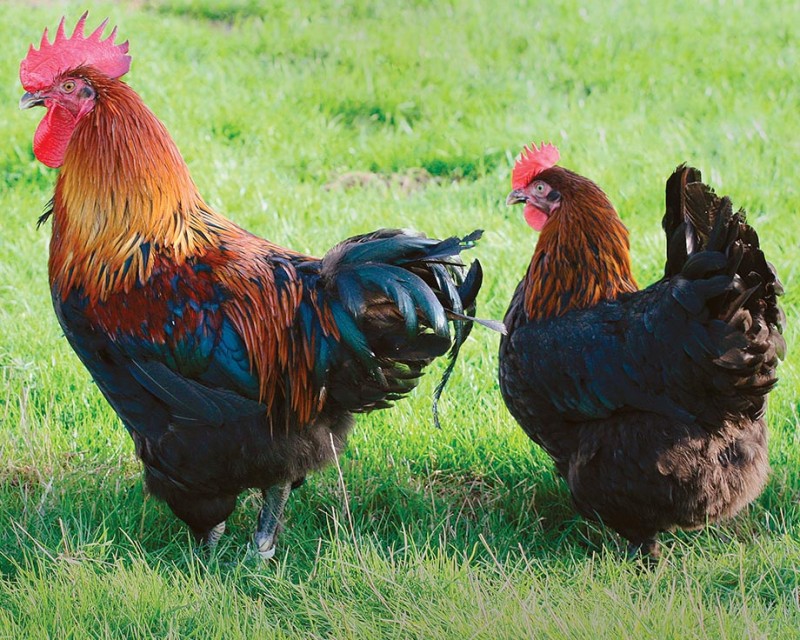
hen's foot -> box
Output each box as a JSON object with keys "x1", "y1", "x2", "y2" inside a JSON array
[{"x1": 626, "y1": 536, "x2": 660, "y2": 567}]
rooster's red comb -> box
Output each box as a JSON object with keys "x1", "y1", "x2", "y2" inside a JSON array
[
  {"x1": 511, "y1": 142, "x2": 560, "y2": 189},
  {"x1": 20, "y1": 13, "x2": 131, "y2": 92}
]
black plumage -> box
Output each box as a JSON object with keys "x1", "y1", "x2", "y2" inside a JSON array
[{"x1": 499, "y1": 165, "x2": 784, "y2": 558}]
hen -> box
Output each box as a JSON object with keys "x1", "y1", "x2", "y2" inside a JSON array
[
  {"x1": 20, "y1": 15, "x2": 487, "y2": 558},
  {"x1": 499, "y1": 142, "x2": 784, "y2": 559}
]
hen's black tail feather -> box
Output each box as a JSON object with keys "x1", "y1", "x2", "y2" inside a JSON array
[{"x1": 663, "y1": 165, "x2": 785, "y2": 419}]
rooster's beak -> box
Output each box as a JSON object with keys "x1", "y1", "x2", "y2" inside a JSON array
[
  {"x1": 19, "y1": 91, "x2": 45, "y2": 110},
  {"x1": 506, "y1": 189, "x2": 527, "y2": 206}
]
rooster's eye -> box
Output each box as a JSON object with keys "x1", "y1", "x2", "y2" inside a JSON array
[{"x1": 62, "y1": 80, "x2": 76, "y2": 93}]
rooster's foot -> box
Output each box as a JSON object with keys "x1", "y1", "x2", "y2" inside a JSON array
[
  {"x1": 193, "y1": 521, "x2": 226, "y2": 557},
  {"x1": 253, "y1": 482, "x2": 291, "y2": 560}
]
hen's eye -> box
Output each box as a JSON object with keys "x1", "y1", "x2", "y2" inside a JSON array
[{"x1": 62, "y1": 80, "x2": 76, "y2": 93}]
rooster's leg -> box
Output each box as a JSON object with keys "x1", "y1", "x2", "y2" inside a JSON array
[{"x1": 253, "y1": 482, "x2": 291, "y2": 560}]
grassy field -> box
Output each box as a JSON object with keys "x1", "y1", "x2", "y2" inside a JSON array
[{"x1": 1, "y1": 0, "x2": 798, "y2": 636}]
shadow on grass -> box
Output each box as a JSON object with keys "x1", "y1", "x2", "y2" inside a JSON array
[
  {"x1": 3, "y1": 438, "x2": 793, "y2": 587},
  {"x1": 0, "y1": 451, "x2": 630, "y2": 582}
]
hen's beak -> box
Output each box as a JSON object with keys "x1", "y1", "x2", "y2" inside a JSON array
[
  {"x1": 19, "y1": 91, "x2": 45, "y2": 110},
  {"x1": 506, "y1": 189, "x2": 527, "y2": 206}
]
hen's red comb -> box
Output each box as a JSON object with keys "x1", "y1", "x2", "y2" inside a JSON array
[
  {"x1": 20, "y1": 13, "x2": 131, "y2": 92},
  {"x1": 511, "y1": 142, "x2": 560, "y2": 189}
]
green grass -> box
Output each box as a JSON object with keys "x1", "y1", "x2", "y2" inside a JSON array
[{"x1": 1, "y1": 0, "x2": 799, "y2": 636}]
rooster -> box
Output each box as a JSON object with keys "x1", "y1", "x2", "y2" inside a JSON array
[
  {"x1": 499, "y1": 142, "x2": 784, "y2": 559},
  {"x1": 20, "y1": 15, "x2": 487, "y2": 558}
]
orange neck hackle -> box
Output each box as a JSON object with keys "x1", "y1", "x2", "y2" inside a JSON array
[
  {"x1": 49, "y1": 69, "x2": 229, "y2": 301},
  {"x1": 522, "y1": 169, "x2": 638, "y2": 321}
]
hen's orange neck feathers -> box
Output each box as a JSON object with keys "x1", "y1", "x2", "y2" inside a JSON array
[
  {"x1": 49, "y1": 69, "x2": 230, "y2": 301},
  {"x1": 522, "y1": 168, "x2": 637, "y2": 321}
]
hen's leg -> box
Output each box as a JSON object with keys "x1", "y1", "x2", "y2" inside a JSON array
[
  {"x1": 626, "y1": 536, "x2": 660, "y2": 564},
  {"x1": 253, "y1": 482, "x2": 291, "y2": 560}
]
